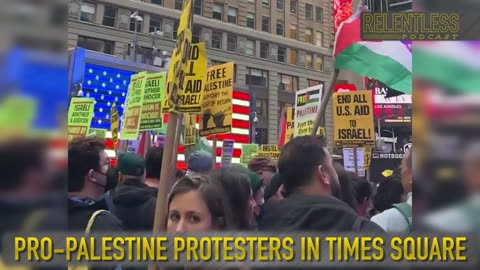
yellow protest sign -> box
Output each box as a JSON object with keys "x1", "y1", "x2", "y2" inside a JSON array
[
  {"x1": 183, "y1": 113, "x2": 197, "y2": 146},
  {"x1": 257, "y1": 144, "x2": 280, "y2": 160},
  {"x1": 199, "y1": 62, "x2": 234, "y2": 137},
  {"x1": 67, "y1": 97, "x2": 95, "y2": 141},
  {"x1": 165, "y1": 0, "x2": 195, "y2": 112},
  {"x1": 111, "y1": 103, "x2": 119, "y2": 152},
  {"x1": 285, "y1": 106, "x2": 295, "y2": 144},
  {"x1": 333, "y1": 91, "x2": 375, "y2": 147},
  {"x1": 163, "y1": 43, "x2": 207, "y2": 113},
  {"x1": 317, "y1": 127, "x2": 325, "y2": 137},
  {"x1": 121, "y1": 73, "x2": 146, "y2": 140},
  {"x1": 140, "y1": 72, "x2": 165, "y2": 131},
  {"x1": 363, "y1": 146, "x2": 372, "y2": 168}
]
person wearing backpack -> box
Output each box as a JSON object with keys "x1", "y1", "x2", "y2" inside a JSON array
[{"x1": 371, "y1": 148, "x2": 413, "y2": 232}]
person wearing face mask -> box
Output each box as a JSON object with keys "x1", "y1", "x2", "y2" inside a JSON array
[{"x1": 67, "y1": 137, "x2": 122, "y2": 231}]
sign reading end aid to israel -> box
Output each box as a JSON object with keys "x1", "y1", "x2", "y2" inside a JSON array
[{"x1": 333, "y1": 91, "x2": 375, "y2": 148}]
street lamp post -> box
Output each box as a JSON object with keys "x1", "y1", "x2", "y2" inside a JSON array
[{"x1": 130, "y1": 11, "x2": 143, "y2": 62}]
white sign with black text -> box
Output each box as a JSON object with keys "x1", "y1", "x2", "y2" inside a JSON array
[{"x1": 343, "y1": 148, "x2": 365, "y2": 177}]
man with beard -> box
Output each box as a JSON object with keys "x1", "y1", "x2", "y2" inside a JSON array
[{"x1": 260, "y1": 135, "x2": 382, "y2": 232}]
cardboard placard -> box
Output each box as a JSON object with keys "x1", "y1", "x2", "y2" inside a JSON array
[
  {"x1": 294, "y1": 85, "x2": 323, "y2": 137},
  {"x1": 122, "y1": 74, "x2": 146, "y2": 140},
  {"x1": 333, "y1": 91, "x2": 375, "y2": 147},
  {"x1": 140, "y1": 72, "x2": 166, "y2": 131},
  {"x1": 183, "y1": 113, "x2": 197, "y2": 146},
  {"x1": 67, "y1": 97, "x2": 95, "y2": 141},
  {"x1": 199, "y1": 62, "x2": 234, "y2": 136},
  {"x1": 240, "y1": 144, "x2": 259, "y2": 164}
]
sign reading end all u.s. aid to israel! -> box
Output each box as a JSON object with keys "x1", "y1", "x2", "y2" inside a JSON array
[
  {"x1": 294, "y1": 85, "x2": 323, "y2": 137},
  {"x1": 333, "y1": 91, "x2": 375, "y2": 148}
]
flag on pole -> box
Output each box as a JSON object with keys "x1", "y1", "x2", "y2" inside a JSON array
[
  {"x1": 333, "y1": 4, "x2": 412, "y2": 94},
  {"x1": 413, "y1": 41, "x2": 480, "y2": 93}
]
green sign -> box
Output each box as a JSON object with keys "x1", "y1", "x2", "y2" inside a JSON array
[
  {"x1": 68, "y1": 97, "x2": 95, "y2": 141},
  {"x1": 121, "y1": 73, "x2": 146, "y2": 140},
  {"x1": 139, "y1": 72, "x2": 166, "y2": 131},
  {"x1": 240, "y1": 144, "x2": 259, "y2": 164}
]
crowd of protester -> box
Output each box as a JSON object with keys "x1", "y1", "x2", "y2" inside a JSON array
[{"x1": 66, "y1": 135, "x2": 414, "y2": 234}]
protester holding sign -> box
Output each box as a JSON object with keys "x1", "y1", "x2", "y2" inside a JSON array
[
  {"x1": 67, "y1": 97, "x2": 94, "y2": 141},
  {"x1": 139, "y1": 72, "x2": 165, "y2": 131}
]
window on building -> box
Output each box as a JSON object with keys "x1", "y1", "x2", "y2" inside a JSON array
[
  {"x1": 277, "y1": 46, "x2": 286, "y2": 63},
  {"x1": 289, "y1": 24, "x2": 297, "y2": 39},
  {"x1": 192, "y1": 25, "x2": 201, "y2": 43},
  {"x1": 308, "y1": 79, "x2": 322, "y2": 87},
  {"x1": 305, "y1": 4, "x2": 313, "y2": 19},
  {"x1": 80, "y1": 2, "x2": 95, "y2": 23},
  {"x1": 316, "y1": 55, "x2": 324, "y2": 71},
  {"x1": 276, "y1": 20, "x2": 284, "y2": 36},
  {"x1": 228, "y1": 7, "x2": 237, "y2": 23},
  {"x1": 175, "y1": 0, "x2": 183, "y2": 10},
  {"x1": 260, "y1": 42, "x2": 269, "y2": 59},
  {"x1": 77, "y1": 36, "x2": 114, "y2": 55},
  {"x1": 246, "y1": 67, "x2": 269, "y2": 87},
  {"x1": 213, "y1": 4, "x2": 223, "y2": 20},
  {"x1": 173, "y1": 21, "x2": 179, "y2": 39},
  {"x1": 245, "y1": 39, "x2": 255, "y2": 56},
  {"x1": 212, "y1": 31, "x2": 222, "y2": 49},
  {"x1": 194, "y1": 0, "x2": 202, "y2": 15},
  {"x1": 305, "y1": 53, "x2": 313, "y2": 69},
  {"x1": 305, "y1": 28, "x2": 313, "y2": 43},
  {"x1": 316, "y1": 6, "x2": 323, "y2": 22},
  {"x1": 130, "y1": 13, "x2": 144, "y2": 32},
  {"x1": 279, "y1": 74, "x2": 299, "y2": 92},
  {"x1": 262, "y1": 0, "x2": 270, "y2": 7},
  {"x1": 227, "y1": 34, "x2": 237, "y2": 52},
  {"x1": 151, "y1": 0, "x2": 162, "y2": 5},
  {"x1": 255, "y1": 128, "x2": 268, "y2": 145},
  {"x1": 102, "y1": 5, "x2": 116, "y2": 27},
  {"x1": 149, "y1": 16, "x2": 162, "y2": 33},
  {"x1": 276, "y1": 0, "x2": 284, "y2": 9},
  {"x1": 315, "y1": 31, "x2": 323, "y2": 46},
  {"x1": 290, "y1": 0, "x2": 297, "y2": 14},
  {"x1": 256, "y1": 99, "x2": 268, "y2": 116},
  {"x1": 246, "y1": 13, "x2": 255, "y2": 28},
  {"x1": 290, "y1": 49, "x2": 297, "y2": 65},
  {"x1": 262, "y1": 16, "x2": 270, "y2": 32}
]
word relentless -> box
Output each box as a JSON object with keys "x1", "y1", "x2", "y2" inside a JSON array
[{"x1": 5, "y1": 234, "x2": 473, "y2": 268}]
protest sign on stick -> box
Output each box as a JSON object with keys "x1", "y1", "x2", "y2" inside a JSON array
[{"x1": 152, "y1": 0, "x2": 194, "y2": 243}]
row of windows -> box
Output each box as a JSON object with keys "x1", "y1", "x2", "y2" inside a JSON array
[
  {"x1": 79, "y1": 2, "x2": 325, "y2": 47},
  {"x1": 248, "y1": 0, "x2": 324, "y2": 21},
  {"x1": 79, "y1": 2, "x2": 325, "y2": 71}
]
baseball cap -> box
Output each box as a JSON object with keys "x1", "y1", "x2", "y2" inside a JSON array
[
  {"x1": 232, "y1": 164, "x2": 262, "y2": 193},
  {"x1": 187, "y1": 151, "x2": 213, "y2": 174},
  {"x1": 248, "y1": 157, "x2": 277, "y2": 173},
  {"x1": 117, "y1": 152, "x2": 145, "y2": 177}
]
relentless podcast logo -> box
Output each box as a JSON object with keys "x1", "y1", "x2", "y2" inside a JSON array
[{"x1": 361, "y1": 12, "x2": 460, "y2": 40}]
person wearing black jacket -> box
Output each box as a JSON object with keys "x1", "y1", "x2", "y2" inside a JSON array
[
  {"x1": 110, "y1": 152, "x2": 157, "y2": 231},
  {"x1": 68, "y1": 137, "x2": 122, "y2": 231},
  {"x1": 260, "y1": 135, "x2": 382, "y2": 232}
]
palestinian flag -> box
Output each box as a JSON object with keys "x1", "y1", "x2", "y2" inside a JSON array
[
  {"x1": 414, "y1": 41, "x2": 480, "y2": 93},
  {"x1": 334, "y1": 5, "x2": 412, "y2": 94}
]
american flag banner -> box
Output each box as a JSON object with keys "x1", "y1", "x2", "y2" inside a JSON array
[
  {"x1": 172, "y1": 90, "x2": 251, "y2": 169},
  {"x1": 103, "y1": 90, "x2": 251, "y2": 168}
]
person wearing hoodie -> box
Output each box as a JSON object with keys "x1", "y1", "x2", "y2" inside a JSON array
[
  {"x1": 68, "y1": 137, "x2": 122, "y2": 231},
  {"x1": 110, "y1": 152, "x2": 157, "y2": 230},
  {"x1": 260, "y1": 135, "x2": 382, "y2": 232}
]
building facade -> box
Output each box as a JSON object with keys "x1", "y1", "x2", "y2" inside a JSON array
[
  {"x1": 364, "y1": 0, "x2": 412, "y2": 12},
  {"x1": 68, "y1": 0, "x2": 334, "y2": 144}
]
